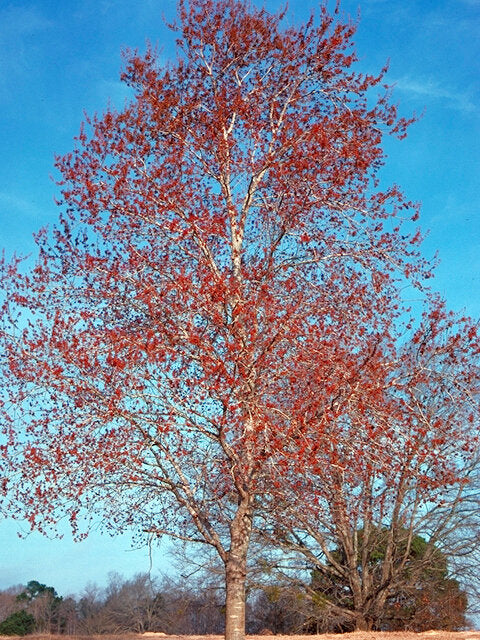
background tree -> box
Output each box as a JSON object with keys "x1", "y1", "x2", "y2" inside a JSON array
[
  {"x1": 101, "y1": 572, "x2": 165, "y2": 633},
  {"x1": 157, "y1": 577, "x2": 225, "y2": 635},
  {"x1": 260, "y1": 307, "x2": 480, "y2": 631},
  {"x1": 55, "y1": 597, "x2": 79, "y2": 635},
  {"x1": 77, "y1": 583, "x2": 108, "y2": 634},
  {"x1": 248, "y1": 584, "x2": 307, "y2": 634},
  {"x1": 0, "y1": 586, "x2": 23, "y2": 625},
  {"x1": 0, "y1": 610, "x2": 35, "y2": 636},
  {"x1": 75, "y1": 572, "x2": 225, "y2": 635},
  {"x1": 16, "y1": 580, "x2": 63, "y2": 633},
  {"x1": 0, "y1": 581, "x2": 72, "y2": 635},
  {"x1": 0, "y1": 1, "x2": 447, "y2": 639},
  {"x1": 308, "y1": 530, "x2": 467, "y2": 632}
]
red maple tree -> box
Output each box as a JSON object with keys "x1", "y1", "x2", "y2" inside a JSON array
[{"x1": 0, "y1": 2, "x2": 465, "y2": 638}]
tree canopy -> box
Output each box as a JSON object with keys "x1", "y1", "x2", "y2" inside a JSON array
[{"x1": 1, "y1": 1, "x2": 479, "y2": 639}]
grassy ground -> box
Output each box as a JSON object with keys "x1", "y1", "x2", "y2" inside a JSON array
[{"x1": 3, "y1": 631, "x2": 480, "y2": 640}]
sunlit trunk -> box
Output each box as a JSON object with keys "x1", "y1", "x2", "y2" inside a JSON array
[
  {"x1": 224, "y1": 499, "x2": 252, "y2": 640},
  {"x1": 225, "y1": 556, "x2": 247, "y2": 640}
]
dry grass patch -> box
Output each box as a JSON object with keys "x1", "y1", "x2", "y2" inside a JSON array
[{"x1": 2, "y1": 633, "x2": 480, "y2": 640}]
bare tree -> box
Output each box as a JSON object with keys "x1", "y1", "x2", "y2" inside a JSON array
[
  {"x1": 0, "y1": 586, "x2": 23, "y2": 623},
  {"x1": 101, "y1": 572, "x2": 165, "y2": 633},
  {"x1": 77, "y1": 582, "x2": 109, "y2": 634}
]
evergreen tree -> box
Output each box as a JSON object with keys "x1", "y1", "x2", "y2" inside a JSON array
[{"x1": 0, "y1": 610, "x2": 35, "y2": 636}]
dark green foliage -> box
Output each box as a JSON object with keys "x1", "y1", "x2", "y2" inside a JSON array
[
  {"x1": 16, "y1": 580, "x2": 61, "y2": 604},
  {"x1": 0, "y1": 610, "x2": 35, "y2": 636}
]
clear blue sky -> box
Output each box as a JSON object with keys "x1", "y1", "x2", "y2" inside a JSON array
[{"x1": 0, "y1": 0, "x2": 479, "y2": 598}]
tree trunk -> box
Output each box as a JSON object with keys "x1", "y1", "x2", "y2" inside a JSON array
[
  {"x1": 354, "y1": 613, "x2": 372, "y2": 631},
  {"x1": 225, "y1": 557, "x2": 247, "y2": 640},
  {"x1": 224, "y1": 500, "x2": 252, "y2": 640}
]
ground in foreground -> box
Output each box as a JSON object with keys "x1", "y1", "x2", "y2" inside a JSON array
[{"x1": 3, "y1": 632, "x2": 480, "y2": 640}]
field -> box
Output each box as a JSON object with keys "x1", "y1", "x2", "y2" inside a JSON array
[{"x1": 3, "y1": 631, "x2": 480, "y2": 640}]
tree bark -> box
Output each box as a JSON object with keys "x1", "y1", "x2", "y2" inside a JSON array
[
  {"x1": 225, "y1": 557, "x2": 247, "y2": 640},
  {"x1": 354, "y1": 614, "x2": 372, "y2": 631},
  {"x1": 224, "y1": 500, "x2": 252, "y2": 640}
]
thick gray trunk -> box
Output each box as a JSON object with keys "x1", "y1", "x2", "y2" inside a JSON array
[
  {"x1": 224, "y1": 499, "x2": 252, "y2": 640},
  {"x1": 225, "y1": 556, "x2": 247, "y2": 640}
]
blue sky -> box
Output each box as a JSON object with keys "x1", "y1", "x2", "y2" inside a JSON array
[{"x1": 0, "y1": 0, "x2": 479, "y2": 598}]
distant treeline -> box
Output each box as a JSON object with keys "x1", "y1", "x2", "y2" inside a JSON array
[{"x1": 0, "y1": 545, "x2": 469, "y2": 637}]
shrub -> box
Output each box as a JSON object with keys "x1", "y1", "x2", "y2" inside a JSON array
[{"x1": 0, "y1": 610, "x2": 35, "y2": 635}]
